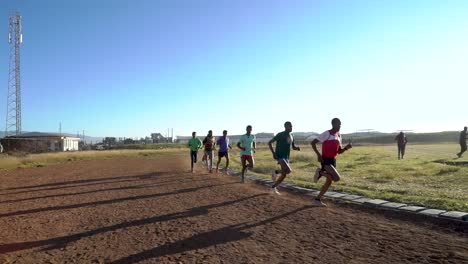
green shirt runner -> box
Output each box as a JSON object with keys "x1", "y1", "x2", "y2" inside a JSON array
[
  {"x1": 239, "y1": 134, "x2": 256, "y2": 156},
  {"x1": 273, "y1": 131, "x2": 294, "y2": 160},
  {"x1": 188, "y1": 138, "x2": 202, "y2": 151}
]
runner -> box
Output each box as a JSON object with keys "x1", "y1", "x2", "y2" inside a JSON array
[
  {"x1": 215, "y1": 130, "x2": 232, "y2": 174},
  {"x1": 188, "y1": 131, "x2": 203, "y2": 173},
  {"x1": 310, "y1": 118, "x2": 352, "y2": 206},
  {"x1": 268, "y1": 121, "x2": 300, "y2": 195},
  {"x1": 237, "y1": 125, "x2": 256, "y2": 183},
  {"x1": 202, "y1": 130, "x2": 216, "y2": 173}
]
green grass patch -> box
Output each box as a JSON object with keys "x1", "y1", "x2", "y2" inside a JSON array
[
  {"x1": 0, "y1": 148, "x2": 183, "y2": 170},
  {"x1": 225, "y1": 144, "x2": 468, "y2": 211}
]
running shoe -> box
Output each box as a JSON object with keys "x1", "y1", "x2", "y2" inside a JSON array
[
  {"x1": 271, "y1": 187, "x2": 281, "y2": 195},
  {"x1": 313, "y1": 198, "x2": 327, "y2": 207}
]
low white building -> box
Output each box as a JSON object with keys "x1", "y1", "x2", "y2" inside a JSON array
[
  {"x1": 0, "y1": 132, "x2": 80, "y2": 153},
  {"x1": 60, "y1": 136, "x2": 80, "y2": 151}
]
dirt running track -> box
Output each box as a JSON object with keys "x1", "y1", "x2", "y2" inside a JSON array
[{"x1": 0, "y1": 154, "x2": 467, "y2": 264}]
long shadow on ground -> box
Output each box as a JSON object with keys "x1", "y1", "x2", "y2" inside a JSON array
[
  {"x1": 111, "y1": 205, "x2": 315, "y2": 264},
  {"x1": 0, "y1": 182, "x2": 237, "y2": 218},
  {"x1": 0, "y1": 178, "x2": 213, "y2": 204},
  {"x1": 0, "y1": 172, "x2": 171, "y2": 191},
  {"x1": 433, "y1": 159, "x2": 468, "y2": 167},
  {"x1": 0, "y1": 193, "x2": 268, "y2": 254},
  {"x1": 0, "y1": 172, "x2": 179, "y2": 196}
]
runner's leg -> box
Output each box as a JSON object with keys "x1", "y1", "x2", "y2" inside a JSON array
[
  {"x1": 208, "y1": 151, "x2": 213, "y2": 172},
  {"x1": 225, "y1": 154, "x2": 230, "y2": 174},
  {"x1": 241, "y1": 155, "x2": 247, "y2": 182},
  {"x1": 216, "y1": 152, "x2": 221, "y2": 173},
  {"x1": 272, "y1": 159, "x2": 291, "y2": 188},
  {"x1": 242, "y1": 156, "x2": 254, "y2": 183},
  {"x1": 190, "y1": 151, "x2": 194, "y2": 172}
]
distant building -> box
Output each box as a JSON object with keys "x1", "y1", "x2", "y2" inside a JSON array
[
  {"x1": 151, "y1": 133, "x2": 173, "y2": 143},
  {"x1": 0, "y1": 132, "x2": 80, "y2": 153}
]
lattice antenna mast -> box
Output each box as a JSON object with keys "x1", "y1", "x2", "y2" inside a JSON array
[{"x1": 5, "y1": 12, "x2": 23, "y2": 136}]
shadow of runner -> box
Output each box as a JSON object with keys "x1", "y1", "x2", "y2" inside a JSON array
[
  {"x1": 111, "y1": 205, "x2": 314, "y2": 264},
  {"x1": 433, "y1": 159, "x2": 468, "y2": 167},
  {"x1": 0, "y1": 172, "x2": 185, "y2": 197},
  {"x1": 0, "y1": 178, "x2": 142, "y2": 196},
  {"x1": 0, "y1": 178, "x2": 213, "y2": 204},
  {"x1": 0, "y1": 172, "x2": 171, "y2": 191},
  {"x1": 0, "y1": 194, "x2": 267, "y2": 254},
  {"x1": 113, "y1": 223, "x2": 251, "y2": 264},
  {"x1": 0, "y1": 182, "x2": 237, "y2": 218}
]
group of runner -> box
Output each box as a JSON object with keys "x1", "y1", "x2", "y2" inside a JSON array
[{"x1": 188, "y1": 118, "x2": 352, "y2": 206}]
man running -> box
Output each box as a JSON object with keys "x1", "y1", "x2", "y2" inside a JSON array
[
  {"x1": 311, "y1": 118, "x2": 352, "y2": 206},
  {"x1": 457, "y1": 126, "x2": 468, "y2": 158},
  {"x1": 202, "y1": 130, "x2": 216, "y2": 173},
  {"x1": 216, "y1": 130, "x2": 232, "y2": 174},
  {"x1": 268, "y1": 121, "x2": 300, "y2": 195},
  {"x1": 237, "y1": 125, "x2": 256, "y2": 183},
  {"x1": 188, "y1": 131, "x2": 203, "y2": 173}
]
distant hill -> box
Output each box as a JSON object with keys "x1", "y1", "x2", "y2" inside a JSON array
[
  {"x1": 289, "y1": 131, "x2": 461, "y2": 145},
  {"x1": 343, "y1": 131, "x2": 460, "y2": 144}
]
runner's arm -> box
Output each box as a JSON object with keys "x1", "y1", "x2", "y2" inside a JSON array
[
  {"x1": 310, "y1": 138, "x2": 323, "y2": 162},
  {"x1": 292, "y1": 141, "x2": 300, "y2": 151},
  {"x1": 338, "y1": 143, "x2": 352, "y2": 154},
  {"x1": 268, "y1": 138, "x2": 277, "y2": 159},
  {"x1": 237, "y1": 142, "x2": 245, "y2": 151},
  {"x1": 198, "y1": 139, "x2": 203, "y2": 149}
]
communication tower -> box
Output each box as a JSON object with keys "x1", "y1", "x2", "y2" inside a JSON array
[{"x1": 5, "y1": 12, "x2": 23, "y2": 136}]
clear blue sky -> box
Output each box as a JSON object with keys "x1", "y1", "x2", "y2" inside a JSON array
[{"x1": 0, "y1": 0, "x2": 467, "y2": 138}]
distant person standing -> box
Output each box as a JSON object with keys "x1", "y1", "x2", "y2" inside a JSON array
[
  {"x1": 202, "y1": 130, "x2": 216, "y2": 173},
  {"x1": 457, "y1": 126, "x2": 468, "y2": 158},
  {"x1": 237, "y1": 125, "x2": 256, "y2": 183},
  {"x1": 216, "y1": 130, "x2": 232, "y2": 174},
  {"x1": 311, "y1": 118, "x2": 352, "y2": 207},
  {"x1": 268, "y1": 121, "x2": 301, "y2": 195},
  {"x1": 395, "y1": 132, "x2": 408, "y2": 160},
  {"x1": 188, "y1": 132, "x2": 203, "y2": 173}
]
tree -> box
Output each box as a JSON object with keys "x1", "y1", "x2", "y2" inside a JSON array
[
  {"x1": 103, "y1": 137, "x2": 117, "y2": 146},
  {"x1": 123, "y1": 138, "x2": 134, "y2": 144}
]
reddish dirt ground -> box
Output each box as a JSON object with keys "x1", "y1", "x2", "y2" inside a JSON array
[{"x1": 0, "y1": 154, "x2": 467, "y2": 264}]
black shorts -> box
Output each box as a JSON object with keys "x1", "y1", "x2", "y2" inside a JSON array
[
  {"x1": 190, "y1": 151, "x2": 198, "y2": 163},
  {"x1": 218, "y1": 151, "x2": 228, "y2": 158},
  {"x1": 321, "y1": 157, "x2": 336, "y2": 170}
]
